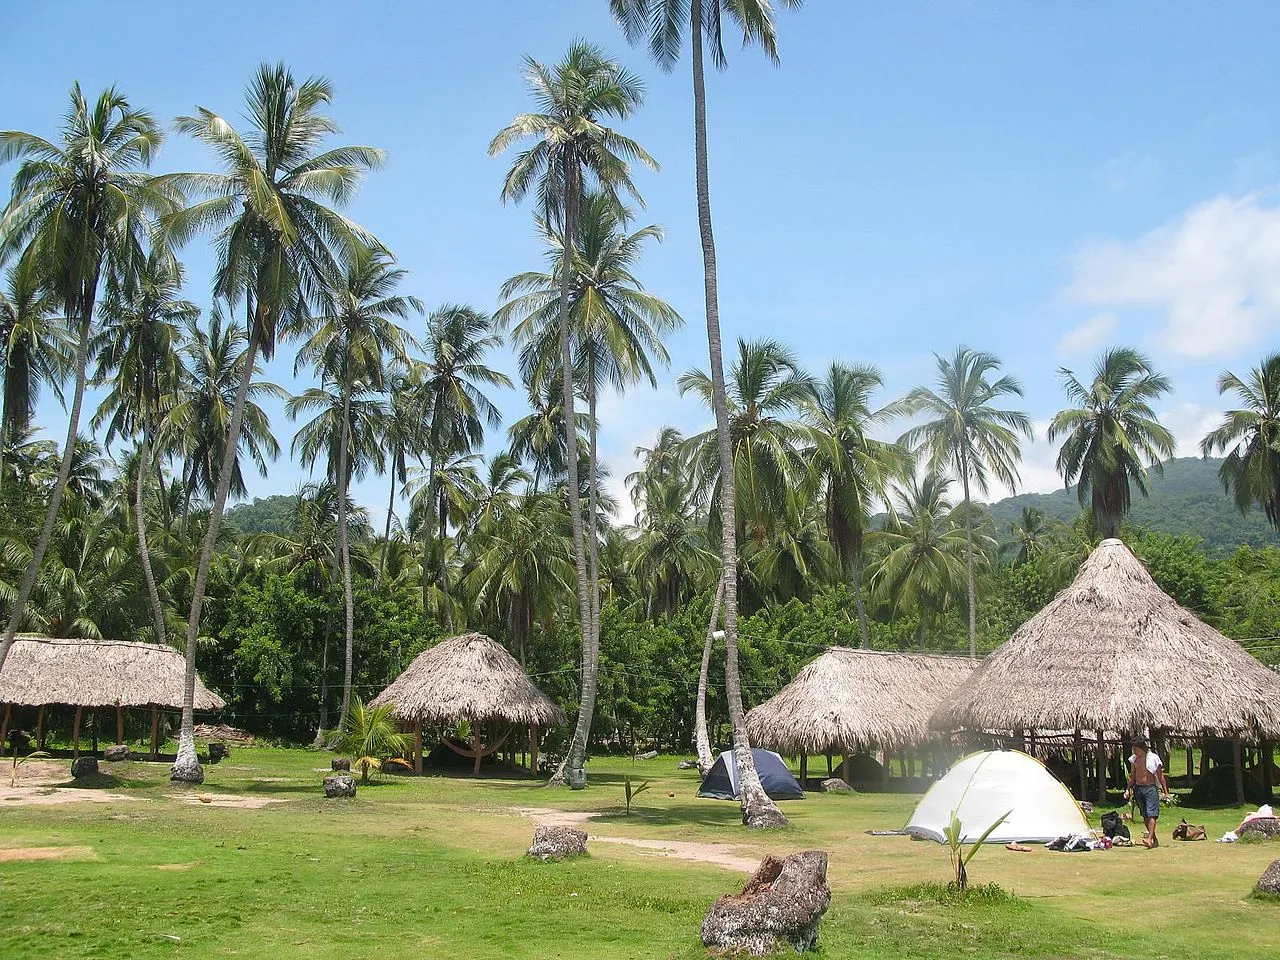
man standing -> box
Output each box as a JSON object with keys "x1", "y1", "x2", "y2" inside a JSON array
[{"x1": 1124, "y1": 739, "x2": 1171, "y2": 848}]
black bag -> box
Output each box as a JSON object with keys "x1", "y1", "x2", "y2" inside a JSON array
[{"x1": 1101, "y1": 810, "x2": 1131, "y2": 841}]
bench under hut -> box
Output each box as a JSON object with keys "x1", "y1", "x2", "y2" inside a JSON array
[
  {"x1": 370, "y1": 632, "x2": 565, "y2": 776},
  {"x1": 0, "y1": 635, "x2": 225, "y2": 758},
  {"x1": 746, "y1": 647, "x2": 976, "y2": 788},
  {"x1": 932, "y1": 538, "x2": 1280, "y2": 803}
]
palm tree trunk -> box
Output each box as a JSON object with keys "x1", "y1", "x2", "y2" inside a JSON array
[
  {"x1": 959, "y1": 448, "x2": 978, "y2": 660},
  {"x1": 694, "y1": 570, "x2": 724, "y2": 775},
  {"x1": 437, "y1": 482, "x2": 454, "y2": 632},
  {"x1": 172, "y1": 307, "x2": 261, "y2": 784},
  {"x1": 336, "y1": 378, "x2": 356, "y2": 730},
  {"x1": 379, "y1": 466, "x2": 397, "y2": 579},
  {"x1": 553, "y1": 167, "x2": 596, "y2": 788},
  {"x1": 691, "y1": 3, "x2": 785, "y2": 829},
  {"x1": 586, "y1": 361, "x2": 602, "y2": 671},
  {"x1": 0, "y1": 292, "x2": 96, "y2": 672},
  {"x1": 852, "y1": 548, "x2": 870, "y2": 649},
  {"x1": 421, "y1": 451, "x2": 435, "y2": 616},
  {"x1": 135, "y1": 433, "x2": 168, "y2": 648}
]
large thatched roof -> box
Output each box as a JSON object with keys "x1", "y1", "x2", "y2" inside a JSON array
[
  {"x1": 934, "y1": 539, "x2": 1280, "y2": 740},
  {"x1": 746, "y1": 647, "x2": 976, "y2": 754},
  {"x1": 370, "y1": 633, "x2": 566, "y2": 727},
  {"x1": 0, "y1": 635, "x2": 225, "y2": 710}
]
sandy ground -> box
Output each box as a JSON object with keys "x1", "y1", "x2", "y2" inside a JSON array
[
  {"x1": 510, "y1": 806, "x2": 757, "y2": 872},
  {"x1": 0, "y1": 845, "x2": 96, "y2": 862},
  {"x1": 168, "y1": 793, "x2": 291, "y2": 809}
]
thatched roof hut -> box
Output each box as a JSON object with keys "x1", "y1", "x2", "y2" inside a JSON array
[
  {"x1": 933, "y1": 539, "x2": 1280, "y2": 741},
  {"x1": 0, "y1": 635, "x2": 224, "y2": 710},
  {"x1": 746, "y1": 646, "x2": 976, "y2": 756}
]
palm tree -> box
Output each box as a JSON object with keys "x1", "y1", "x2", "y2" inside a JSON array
[
  {"x1": 378, "y1": 364, "x2": 427, "y2": 574},
  {"x1": 901, "y1": 347, "x2": 1031, "y2": 659},
  {"x1": 628, "y1": 476, "x2": 715, "y2": 617},
  {"x1": 1200, "y1": 352, "x2": 1280, "y2": 532},
  {"x1": 295, "y1": 244, "x2": 417, "y2": 727},
  {"x1": 802, "y1": 362, "x2": 906, "y2": 647},
  {"x1": 0, "y1": 84, "x2": 170, "y2": 672},
  {"x1": 0, "y1": 254, "x2": 71, "y2": 490},
  {"x1": 610, "y1": 0, "x2": 800, "y2": 828},
  {"x1": 406, "y1": 448, "x2": 484, "y2": 628},
  {"x1": 627, "y1": 426, "x2": 685, "y2": 510},
  {"x1": 161, "y1": 62, "x2": 384, "y2": 782},
  {"x1": 1002, "y1": 506, "x2": 1056, "y2": 565},
  {"x1": 91, "y1": 249, "x2": 197, "y2": 647},
  {"x1": 507, "y1": 374, "x2": 589, "y2": 487},
  {"x1": 413, "y1": 304, "x2": 509, "y2": 631},
  {"x1": 1048, "y1": 347, "x2": 1175, "y2": 540},
  {"x1": 490, "y1": 40, "x2": 656, "y2": 787}
]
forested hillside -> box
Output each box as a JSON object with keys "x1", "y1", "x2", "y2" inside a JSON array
[{"x1": 226, "y1": 495, "x2": 304, "y2": 535}]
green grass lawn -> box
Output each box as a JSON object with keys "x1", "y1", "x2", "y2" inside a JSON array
[{"x1": 1, "y1": 748, "x2": 1276, "y2": 959}]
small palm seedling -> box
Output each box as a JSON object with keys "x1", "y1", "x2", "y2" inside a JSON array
[
  {"x1": 942, "y1": 808, "x2": 1011, "y2": 893},
  {"x1": 623, "y1": 775, "x2": 650, "y2": 815},
  {"x1": 334, "y1": 698, "x2": 409, "y2": 783},
  {"x1": 10, "y1": 747, "x2": 51, "y2": 788}
]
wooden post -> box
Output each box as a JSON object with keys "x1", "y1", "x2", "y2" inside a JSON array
[
  {"x1": 414, "y1": 719, "x2": 423, "y2": 774},
  {"x1": 880, "y1": 748, "x2": 890, "y2": 791},
  {"x1": 799, "y1": 752, "x2": 807, "y2": 788},
  {"x1": 1233, "y1": 738, "x2": 1245, "y2": 805},
  {"x1": 1028, "y1": 729, "x2": 1036, "y2": 759},
  {"x1": 826, "y1": 752, "x2": 833, "y2": 776},
  {"x1": 115, "y1": 704, "x2": 124, "y2": 745},
  {"x1": 1184, "y1": 746, "x2": 1193, "y2": 784},
  {"x1": 150, "y1": 706, "x2": 160, "y2": 760},
  {"x1": 472, "y1": 726, "x2": 483, "y2": 777},
  {"x1": 841, "y1": 752, "x2": 851, "y2": 787},
  {"x1": 1262, "y1": 740, "x2": 1274, "y2": 799},
  {"x1": 0, "y1": 703, "x2": 10, "y2": 749},
  {"x1": 1074, "y1": 729, "x2": 1085, "y2": 800},
  {"x1": 72, "y1": 705, "x2": 83, "y2": 758},
  {"x1": 36, "y1": 705, "x2": 46, "y2": 750},
  {"x1": 530, "y1": 725, "x2": 539, "y2": 776},
  {"x1": 1096, "y1": 730, "x2": 1107, "y2": 803}
]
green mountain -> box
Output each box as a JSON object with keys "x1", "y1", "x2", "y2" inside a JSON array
[
  {"x1": 984, "y1": 457, "x2": 1278, "y2": 552},
  {"x1": 224, "y1": 494, "x2": 301, "y2": 536}
]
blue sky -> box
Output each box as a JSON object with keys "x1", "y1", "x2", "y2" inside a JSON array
[{"x1": 5, "y1": 1, "x2": 1280, "y2": 523}]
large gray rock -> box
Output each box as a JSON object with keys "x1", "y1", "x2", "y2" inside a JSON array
[
  {"x1": 323, "y1": 773, "x2": 357, "y2": 798},
  {"x1": 821, "y1": 778, "x2": 853, "y2": 793},
  {"x1": 1240, "y1": 817, "x2": 1280, "y2": 841},
  {"x1": 701, "y1": 850, "x2": 831, "y2": 956},
  {"x1": 331, "y1": 757, "x2": 351, "y2": 771},
  {"x1": 1257, "y1": 860, "x2": 1280, "y2": 895},
  {"x1": 527, "y1": 825, "x2": 588, "y2": 860},
  {"x1": 70, "y1": 756, "x2": 99, "y2": 779},
  {"x1": 103, "y1": 745, "x2": 130, "y2": 762}
]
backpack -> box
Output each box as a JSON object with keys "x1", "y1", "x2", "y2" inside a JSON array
[
  {"x1": 1171, "y1": 819, "x2": 1206, "y2": 841},
  {"x1": 1101, "y1": 810, "x2": 1131, "y2": 841}
]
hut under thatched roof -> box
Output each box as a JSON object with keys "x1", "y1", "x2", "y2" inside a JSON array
[
  {"x1": 370, "y1": 632, "x2": 565, "y2": 774},
  {"x1": 0, "y1": 635, "x2": 225, "y2": 756},
  {"x1": 746, "y1": 647, "x2": 976, "y2": 784}
]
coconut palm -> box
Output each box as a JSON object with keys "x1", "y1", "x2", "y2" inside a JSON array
[
  {"x1": 627, "y1": 426, "x2": 685, "y2": 510},
  {"x1": 1048, "y1": 347, "x2": 1175, "y2": 540},
  {"x1": 294, "y1": 244, "x2": 417, "y2": 727},
  {"x1": 1002, "y1": 506, "x2": 1057, "y2": 565},
  {"x1": 0, "y1": 254, "x2": 71, "y2": 489},
  {"x1": 609, "y1": 0, "x2": 800, "y2": 828},
  {"x1": 490, "y1": 40, "x2": 657, "y2": 786},
  {"x1": 1200, "y1": 352, "x2": 1280, "y2": 532},
  {"x1": 91, "y1": 249, "x2": 197, "y2": 646},
  {"x1": 802, "y1": 362, "x2": 907, "y2": 647},
  {"x1": 335, "y1": 697, "x2": 409, "y2": 784},
  {"x1": 507, "y1": 374, "x2": 589, "y2": 488},
  {"x1": 901, "y1": 347, "x2": 1031, "y2": 659},
  {"x1": 406, "y1": 449, "x2": 484, "y2": 629},
  {"x1": 0, "y1": 84, "x2": 171, "y2": 672},
  {"x1": 378, "y1": 363, "x2": 427, "y2": 574},
  {"x1": 628, "y1": 475, "x2": 715, "y2": 617},
  {"x1": 160, "y1": 62, "x2": 383, "y2": 781},
  {"x1": 413, "y1": 304, "x2": 509, "y2": 630}
]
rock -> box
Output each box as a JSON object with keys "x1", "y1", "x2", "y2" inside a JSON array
[
  {"x1": 821, "y1": 778, "x2": 853, "y2": 793},
  {"x1": 70, "y1": 756, "x2": 99, "y2": 779},
  {"x1": 103, "y1": 745, "x2": 130, "y2": 762},
  {"x1": 677, "y1": 759, "x2": 699, "y2": 770},
  {"x1": 207, "y1": 743, "x2": 230, "y2": 763},
  {"x1": 526, "y1": 825, "x2": 588, "y2": 860},
  {"x1": 331, "y1": 757, "x2": 351, "y2": 771},
  {"x1": 1240, "y1": 817, "x2": 1280, "y2": 841},
  {"x1": 323, "y1": 773, "x2": 357, "y2": 798},
  {"x1": 1257, "y1": 860, "x2": 1280, "y2": 895},
  {"x1": 634, "y1": 750, "x2": 659, "y2": 761},
  {"x1": 701, "y1": 850, "x2": 831, "y2": 956}
]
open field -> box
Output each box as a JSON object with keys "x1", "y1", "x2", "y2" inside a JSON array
[{"x1": 0, "y1": 749, "x2": 1276, "y2": 959}]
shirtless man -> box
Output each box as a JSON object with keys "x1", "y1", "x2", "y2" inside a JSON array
[{"x1": 1124, "y1": 739, "x2": 1171, "y2": 848}]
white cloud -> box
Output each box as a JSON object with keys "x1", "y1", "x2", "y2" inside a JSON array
[
  {"x1": 1160, "y1": 401, "x2": 1221, "y2": 459},
  {"x1": 1057, "y1": 312, "x2": 1117, "y2": 356},
  {"x1": 1068, "y1": 192, "x2": 1280, "y2": 358}
]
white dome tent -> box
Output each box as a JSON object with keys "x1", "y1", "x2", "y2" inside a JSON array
[{"x1": 905, "y1": 750, "x2": 1089, "y2": 843}]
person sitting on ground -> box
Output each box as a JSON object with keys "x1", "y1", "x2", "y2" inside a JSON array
[{"x1": 1124, "y1": 739, "x2": 1171, "y2": 848}]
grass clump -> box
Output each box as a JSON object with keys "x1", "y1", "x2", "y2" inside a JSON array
[{"x1": 865, "y1": 880, "x2": 1021, "y2": 908}]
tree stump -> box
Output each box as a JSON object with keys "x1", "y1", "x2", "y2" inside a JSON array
[
  {"x1": 526, "y1": 825, "x2": 587, "y2": 860},
  {"x1": 1257, "y1": 860, "x2": 1280, "y2": 896},
  {"x1": 701, "y1": 851, "x2": 831, "y2": 955},
  {"x1": 323, "y1": 774, "x2": 357, "y2": 798},
  {"x1": 70, "y1": 757, "x2": 99, "y2": 779},
  {"x1": 331, "y1": 757, "x2": 351, "y2": 771}
]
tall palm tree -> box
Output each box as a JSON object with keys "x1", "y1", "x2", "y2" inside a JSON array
[
  {"x1": 802, "y1": 362, "x2": 906, "y2": 647},
  {"x1": 0, "y1": 84, "x2": 170, "y2": 672},
  {"x1": 1200, "y1": 352, "x2": 1280, "y2": 532},
  {"x1": 378, "y1": 363, "x2": 427, "y2": 574},
  {"x1": 1001, "y1": 506, "x2": 1057, "y2": 565},
  {"x1": 490, "y1": 40, "x2": 656, "y2": 787},
  {"x1": 406, "y1": 448, "x2": 484, "y2": 628},
  {"x1": 91, "y1": 248, "x2": 197, "y2": 648},
  {"x1": 610, "y1": 0, "x2": 800, "y2": 828},
  {"x1": 1048, "y1": 347, "x2": 1175, "y2": 540},
  {"x1": 507, "y1": 374, "x2": 589, "y2": 488},
  {"x1": 0, "y1": 254, "x2": 71, "y2": 490},
  {"x1": 901, "y1": 347, "x2": 1030, "y2": 659},
  {"x1": 160, "y1": 62, "x2": 383, "y2": 782},
  {"x1": 295, "y1": 244, "x2": 417, "y2": 727},
  {"x1": 413, "y1": 304, "x2": 509, "y2": 631}
]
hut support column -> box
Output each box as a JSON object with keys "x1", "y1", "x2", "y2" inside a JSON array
[
  {"x1": 1074, "y1": 729, "x2": 1085, "y2": 800},
  {"x1": 1262, "y1": 740, "x2": 1274, "y2": 799},
  {"x1": 799, "y1": 753, "x2": 807, "y2": 788},
  {"x1": 0, "y1": 703, "x2": 9, "y2": 749},
  {"x1": 414, "y1": 720, "x2": 423, "y2": 774},
  {"x1": 115, "y1": 704, "x2": 124, "y2": 745},
  {"x1": 472, "y1": 726, "x2": 483, "y2": 777},
  {"x1": 530, "y1": 725, "x2": 539, "y2": 777},
  {"x1": 841, "y1": 752, "x2": 851, "y2": 788},
  {"x1": 36, "y1": 705, "x2": 45, "y2": 750},
  {"x1": 1096, "y1": 730, "x2": 1106, "y2": 803},
  {"x1": 880, "y1": 748, "x2": 889, "y2": 791},
  {"x1": 150, "y1": 706, "x2": 159, "y2": 760},
  {"x1": 1233, "y1": 738, "x2": 1245, "y2": 805},
  {"x1": 71, "y1": 705, "x2": 82, "y2": 758}
]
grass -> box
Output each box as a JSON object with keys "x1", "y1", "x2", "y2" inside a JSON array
[{"x1": 0, "y1": 747, "x2": 1276, "y2": 958}]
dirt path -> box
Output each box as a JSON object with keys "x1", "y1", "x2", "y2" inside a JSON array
[
  {"x1": 169, "y1": 793, "x2": 291, "y2": 809},
  {"x1": 0, "y1": 845, "x2": 96, "y2": 862},
  {"x1": 0, "y1": 785, "x2": 141, "y2": 806}
]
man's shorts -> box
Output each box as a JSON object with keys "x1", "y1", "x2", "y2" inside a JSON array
[{"x1": 1134, "y1": 784, "x2": 1160, "y2": 819}]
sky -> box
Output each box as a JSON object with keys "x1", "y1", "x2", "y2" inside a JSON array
[{"x1": 4, "y1": 1, "x2": 1280, "y2": 526}]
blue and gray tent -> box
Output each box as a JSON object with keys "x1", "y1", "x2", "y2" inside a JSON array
[{"x1": 698, "y1": 748, "x2": 805, "y2": 801}]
